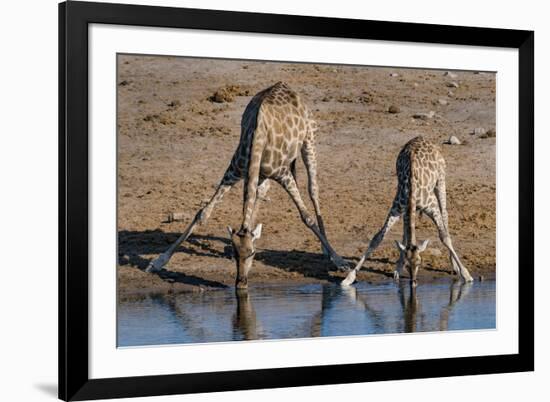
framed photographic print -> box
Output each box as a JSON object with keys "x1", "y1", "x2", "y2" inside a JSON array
[{"x1": 59, "y1": 1, "x2": 534, "y2": 400}]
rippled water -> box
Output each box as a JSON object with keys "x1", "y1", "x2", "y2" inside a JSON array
[{"x1": 117, "y1": 280, "x2": 495, "y2": 347}]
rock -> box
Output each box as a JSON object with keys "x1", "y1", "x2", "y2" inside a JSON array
[
  {"x1": 438, "y1": 98, "x2": 448, "y2": 106},
  {"x1": 388, "y1": 105, "x2": 401, "y2": 114},
  {"x1": 413, "y1": 111, "x2": 436, "y2": 120},
  {"x1": 486, "y1": 128, "x2": 496, "y2": 137},
  {"x1": 447, "y1": 91, "x2": 455, "y2": 97},
  {"x1": 208, "y1": 85, "x2": 249, "y2": 103},
  {"x1": 446, "y1": 81, "x2": 459, "y2": 88},
  {"x1": 444, "y1": 135, "x2": 461, "y2": 145},
  {"x1": 167, "y1": 212, "x2": 190, "y2": 223},
  {"x1": 210, "y1": 89, "x2": 234, "y2": 103},
  {"x1": 471, "y1": 127, "x2": 487, "y2": 136},
  {"x1": 413, "y1": 82, "x2": 419, "y2": 88},
  {"x1": 390, "y1": 73, "x2": 399, "y2": 77},
  {"x1": 444, "y1": 71, "x2": 458, "y2": 79}
]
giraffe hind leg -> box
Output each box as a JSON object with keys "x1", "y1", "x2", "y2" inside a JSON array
[
  {"x1": 250, "y1": 179, "x2": 270, "y2": 225},
  {"x1": 301, "y1": 138, "x2": 330, "y2": 257},
  {"x1": 257, "y1": 179, "x2": 271, "y2": 202},
  {"x1": 276, "y1": 172, "x2": 348, "y2": 270},
  {"x1": 146, "y1": 170, "x2": 240, "y2": 273}
]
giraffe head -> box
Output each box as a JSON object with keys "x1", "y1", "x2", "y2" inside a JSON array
[
  {"x1": 227, "y1": 224, "x2": 262, "y2": 289},
  {"x1": 395, "y1": 239, "x2": 430, "y2": 286}
]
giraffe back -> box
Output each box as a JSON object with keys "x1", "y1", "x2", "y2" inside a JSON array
[
  {"x1": 396, "y1": 136, "x2": 445, "y2": 208},
  {"x1": 232, "y1": 82, "x2": 315, "y2": 179}
]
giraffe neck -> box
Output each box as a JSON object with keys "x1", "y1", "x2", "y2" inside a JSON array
[
  {"x1": 241, "y1": 130, "x2": 266, "y2": 230},
  {"x1": 407, "y1": 159, "x2": 417, "y2": 246}
]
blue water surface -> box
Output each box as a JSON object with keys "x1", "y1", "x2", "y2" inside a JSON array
[{"x1": 118, "y1": 279, "x2": 496, "y2": 347}]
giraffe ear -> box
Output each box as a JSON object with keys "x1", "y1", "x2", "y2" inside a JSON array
[
  {"x1": 251, "y1": 223, "x2": 263, "y2": 241},
  {"x1": 418, "y1": 239, "x2": 430, "y2": 252},
  {"x1": 395, "y1": 241, "x2": 406, "y2": 252}
]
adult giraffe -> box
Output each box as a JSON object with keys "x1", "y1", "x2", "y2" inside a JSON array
[{"x1": 147, "y1": 82, "x2": 348, "y2": 288}]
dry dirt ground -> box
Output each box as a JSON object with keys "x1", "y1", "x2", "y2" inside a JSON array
[{"x1": 117, "y1": 54, "x2": 496, "y2": 295}]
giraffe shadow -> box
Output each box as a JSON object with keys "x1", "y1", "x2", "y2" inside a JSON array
[
  {"x1": 254, "y1": 248, "x2": 346, "y2": 283},
  {"x1": 118, "y1": 229, "x2": 232, "y2": 264},
  {"x1": 118, "y1": 229, "x2": 380, "y2": 284},
  {"x1": 423, "y1": 265, "x2": 455, "y2": 275},
  {"x1": 118, "y1": 230, "x2": 230, "y2": 288}
]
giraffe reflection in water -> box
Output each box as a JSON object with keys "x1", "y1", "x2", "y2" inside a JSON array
[{"x1": 117, "y1": 280, "x2": 493, "y2": 347}]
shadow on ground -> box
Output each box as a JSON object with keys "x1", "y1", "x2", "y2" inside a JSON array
[{"x1": 118, "y1": 229, "x2": 398, "y2": 284}]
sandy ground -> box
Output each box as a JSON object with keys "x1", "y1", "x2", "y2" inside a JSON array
[{"x1": 117, "y1": 54, "x2": 496, "y2": 295}]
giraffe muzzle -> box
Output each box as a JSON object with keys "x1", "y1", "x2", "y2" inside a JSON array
[{"x1": 235, "y1": 276, "x2": 249, "y2": 289}]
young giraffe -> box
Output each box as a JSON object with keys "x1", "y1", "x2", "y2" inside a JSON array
[
  {"x1": 147, "y1": 82, "x2": 348, "y2": 288},
  {"x1": 342, "y1": 136, "x2": 473, "y2": 287}
]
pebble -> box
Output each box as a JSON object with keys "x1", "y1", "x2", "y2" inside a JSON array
[
  {"x1": 446, "y1": 81, "x2": 460, "y2": 88},
  {"x1": 388, "y1": 105, "x2": 401, "y2": 114},
  {"x1": 413, "y1": 111, "x2": 436, "y2": 120},
  {"x1": 438, "y1": 99, "x2": 449, "y2": 106},
  {"x1": 390, "y1": 73, "x2": 399, "y2": 77},
  {"x1": 167, "y1": 212, "x2": 189, "y2": 222},
  {"x1": 486, "y1": 128, "x2": 496, "y2": 137},
  {"x1": 471, "y1": 127, "x2": 487, "y2": 136},
  {"x1": 447, "y1": 90, "x2": 455, "y2": 97},
  {"x1": 445, "y1": 135, "x2": 461, "y2": 145},
  {"x1": 444, "y1": 71, "x2": 458, "y2": 79}
]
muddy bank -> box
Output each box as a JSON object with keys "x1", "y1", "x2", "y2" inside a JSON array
[{"x1": 117, "y1": 55, "x2": 496, "y2": 295}]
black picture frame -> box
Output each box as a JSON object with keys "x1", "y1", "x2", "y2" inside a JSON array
[{"x1": 59, "y1": 1, "x2": 534, "y2": 400}]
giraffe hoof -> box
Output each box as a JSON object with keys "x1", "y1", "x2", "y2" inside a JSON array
[
  {"x1": 341, "y1": 270, "x2": 356, "y2": 287},
  {"x1": 331, "y1": 256, "x2": 349, "y2": 272},
  {"x1": 146, "y1": 254, "x2": 168, "y2": 273}
]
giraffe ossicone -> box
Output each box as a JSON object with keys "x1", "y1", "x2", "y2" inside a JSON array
[{"x1": 146, "y1": 82, "x2": 348, "y2": 287}]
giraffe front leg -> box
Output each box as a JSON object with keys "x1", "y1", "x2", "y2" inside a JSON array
[
  {"x1": 342, "y1": 207, "x2": 400, "y2": 286},
  {"x1": 424, "y1": 205, "x2": 474, "y2": 283},
  {"x1": 394, "y1": 213, "x2": 409, "y2": 281},
  {"x1": 277, "y1": 173, "x2": 348, "y2": 271},
  {"x1": 146, "y1": 173, "x2": 239, "y2": 273}
]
